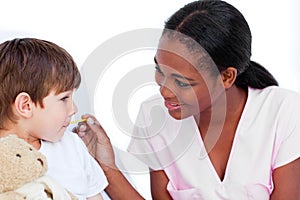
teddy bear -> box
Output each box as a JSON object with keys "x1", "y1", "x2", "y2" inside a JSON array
[{"x1": 0, "y1": 134, "x2": 77, "y2": 200}]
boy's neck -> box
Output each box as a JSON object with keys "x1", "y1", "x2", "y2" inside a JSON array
[{"x1": 0, "y1": 126, "x2": 41, "y2": 150}]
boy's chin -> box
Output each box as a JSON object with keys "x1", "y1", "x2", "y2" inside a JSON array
[{"x1": 46, "y1": 131, "x2": 65, "y2": 142}]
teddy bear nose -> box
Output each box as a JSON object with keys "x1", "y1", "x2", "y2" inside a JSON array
[{"x1": 37, "y1": 158, "x2": 44, "y2": 166}]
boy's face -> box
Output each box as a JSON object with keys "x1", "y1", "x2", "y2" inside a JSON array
[{"x1": 31, "y1": 89, "x2": 77, "y2": 142}]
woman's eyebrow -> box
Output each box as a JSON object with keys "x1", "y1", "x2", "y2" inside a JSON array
[
  {"x1": 154, "y1": 57, "x2": 158, "y2": 65},
  {"x1": 154, "y1": 57, "x2": 195, "y2": 81},
  {"x1": 171, "y1": 73, "x2": 195, "y2": 81}
]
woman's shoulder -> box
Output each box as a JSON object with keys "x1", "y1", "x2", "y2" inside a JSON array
[
  {"x1": 249, "y1": 86, "x2": 300, "y2": 103},
  {"x1": 246, "y1": 86, "x2": 300, "y2": 122}
]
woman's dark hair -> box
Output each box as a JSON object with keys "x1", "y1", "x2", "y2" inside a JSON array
[{"x1": 164, "y1": 0, "x2": 278, "y2": 89}]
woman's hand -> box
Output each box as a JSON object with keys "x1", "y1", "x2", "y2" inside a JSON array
[
  {"x1": 73, "y1": 114, "x2": 145, "y2": 199},
  {"x1": 72, "y1": 114, "x2": 116, "y2": 171}
]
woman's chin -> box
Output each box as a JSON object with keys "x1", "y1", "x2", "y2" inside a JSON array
[{"x1": 168, "y1": 110, "x2": 189, "y2": 120}]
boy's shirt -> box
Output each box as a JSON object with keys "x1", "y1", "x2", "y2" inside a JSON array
[{"x1": 40, "y1": 130, "x2": 108, "y2": 200}]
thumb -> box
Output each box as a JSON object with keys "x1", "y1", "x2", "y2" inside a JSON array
[{"x1": 86, "y1": 117, "x2": 110, "y2": 143}]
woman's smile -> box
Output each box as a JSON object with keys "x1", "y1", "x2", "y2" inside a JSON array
[{"x1": 164, "y1": 101, "x2": 183, "y2": 111}]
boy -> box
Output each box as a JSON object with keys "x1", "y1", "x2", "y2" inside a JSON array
[{"x1": 0, "y1": 38, "x2": 108, "y2": 200}]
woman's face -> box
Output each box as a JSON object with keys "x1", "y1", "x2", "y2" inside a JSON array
[{"x1": 155, "y1": 39, "x2": 224, "y2": 120}]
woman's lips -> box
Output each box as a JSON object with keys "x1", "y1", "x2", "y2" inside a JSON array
[{"x1": 164, "y1": 101, "x2": 182, "y2": 111}]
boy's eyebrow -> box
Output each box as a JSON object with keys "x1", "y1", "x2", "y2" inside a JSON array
[{"x1": 154, "y1": 57, "x2": 195, "y2": 81}]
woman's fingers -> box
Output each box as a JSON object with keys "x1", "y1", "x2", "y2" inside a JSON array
[
  {"x1": 72, "y1": 113, "x2": 117, "y2": 169},
  {"x1": 85, "y1": 117, "x2": 110, "y2": 144}
]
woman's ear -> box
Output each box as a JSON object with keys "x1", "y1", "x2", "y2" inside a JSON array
[
  {"x1": 14, "y1": 92, "x2": 34, "y2": 118},
  {"x1": 221, "y1": 67, "x2": 237, "y2": 89}
]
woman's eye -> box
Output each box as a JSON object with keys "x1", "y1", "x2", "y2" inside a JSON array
[
  {"x1": 175, "y1": 79, "x2": 191, "y2": 88},
  {"x1": 155, "y1": 66, "x2": 163, "y2": 74}
]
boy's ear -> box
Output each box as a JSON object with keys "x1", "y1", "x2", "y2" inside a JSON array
[
  {"x1": 14, "y1": 92, "x2": 34, "y2": 118},
  {"x1": 220, "y1": 67, "x2": 237, "y2": 89}
]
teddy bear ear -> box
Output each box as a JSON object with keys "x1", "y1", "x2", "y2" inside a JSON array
[{"x1": 37, "y1": 158, "x2": 45, "y2": 166}]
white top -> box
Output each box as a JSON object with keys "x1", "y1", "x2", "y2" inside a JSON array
[
  {"x1": 128, "y1": 86, "x2": 300, "y2": 199},
  {"x1": 40, "y1": 130, "x2": 108, "y2": 200}
]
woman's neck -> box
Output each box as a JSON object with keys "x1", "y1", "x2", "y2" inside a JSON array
[{"x1": 196, "y1": 85, "x2": 248, "y2": 137}]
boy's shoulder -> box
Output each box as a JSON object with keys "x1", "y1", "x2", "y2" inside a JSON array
[{"x1": 40, "y1": 130, "x2": 84, "y2": 153}]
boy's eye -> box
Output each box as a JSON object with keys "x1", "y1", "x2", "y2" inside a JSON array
[
  {"x1": 60, "y1": 96, "x2": 69, "y2": 101},
  {"x1": 175, "y1": 79, "x2": 191, "y2": 88}
]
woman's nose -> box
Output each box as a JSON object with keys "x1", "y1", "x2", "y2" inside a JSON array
[{"x1": 159, "y1": 83, "x2": 175, "y2": 99}]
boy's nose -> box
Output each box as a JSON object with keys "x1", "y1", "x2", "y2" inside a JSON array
[{"x1": 70, "y1": 102, "x2": 78, "y2": 116}]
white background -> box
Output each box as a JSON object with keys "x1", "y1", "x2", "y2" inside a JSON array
[{"x1": 1, "y1": 0, "x2": 299, "y2": 199}]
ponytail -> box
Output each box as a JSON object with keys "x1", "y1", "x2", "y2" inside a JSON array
[{"x1": 235, "y1": 61, "x2": 278, "y2": 89}]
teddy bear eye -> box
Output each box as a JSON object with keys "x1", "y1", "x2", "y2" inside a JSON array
[
  {"x1": 29, "y1": 148, "x2": 33, "y2": 151},
  {"x1": 16, "y1": 154, "x2": 21, "y2": 158}
]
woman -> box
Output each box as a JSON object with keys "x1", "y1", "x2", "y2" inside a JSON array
[{"x1": 75, "y1": 0, "x2": 300, "y2": 199}]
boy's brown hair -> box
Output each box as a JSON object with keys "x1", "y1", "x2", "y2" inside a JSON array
[{"x1": 0, "y1": 38, "x2": 81, "y2": 128}]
